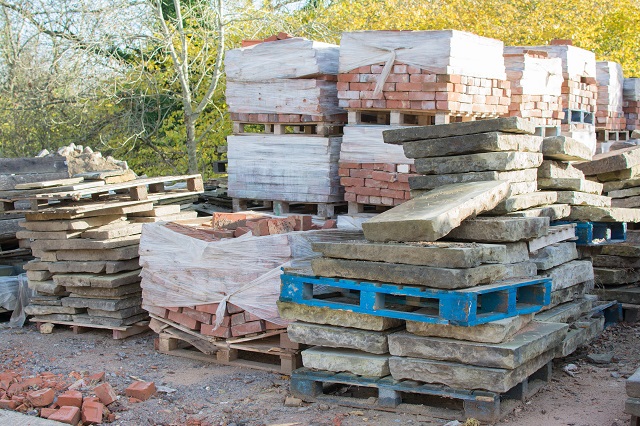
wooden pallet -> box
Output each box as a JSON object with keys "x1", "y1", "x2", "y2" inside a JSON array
[
  {"x1": 152, "y1": 320, "x2": 301, "y2": 375},
  {"x1": 232, "y1": 121, "x2": 343, "y2": 136},
  {"x1": 232, "y1": 198, "x2": 344, "y2": 219},
  {"x1": 347, "y1": 109, "x2": 476, "y2": 126},
  {"x1": 290, "y1": 361, "x2": 552, "y2": 423},
  {"x1": 32, "y1": 319, "x2": 149, "y2": 340}
]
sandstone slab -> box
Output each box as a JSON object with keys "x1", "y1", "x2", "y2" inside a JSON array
[
  {"x1": 556, "y1": 317, "x2": 604, "y2": 358},
  {"x1": 490, "y1": 191, "x2": 558, "y2": 214},
  {"x1": 288, "y1": 322, "x2": 392, "y2": 354},
  {"x1": 508, "y1": 181, "x2": 538, "y2": 196},
  {"x1": 87, "y1": 306, "x2": 146, "y2": 319},
  {"x1": 446, "y1": 216, "x2": 549, "y2": 243},
  {"x1": 403, "y1": 132, "x2": 542, "y2": 158},
  {"x1": 409, "y1": 169, "x2": 537, "y2": 190},
  {"x1": 627, "y1": 369, "x2": 640, "y2": 398},
  {"x1": 606, "y1": 186, "x2": 640, "y2": 199},
  {"x1": 504, "y1": 242, "x2": 530, "y2": 263},
  {"x1": 566, "y1": 206, "x2": 640, "y2": 223},
  {"x1": 24, "y1": 305, "x2": 83, "y2": 316},
  {"x1": 62, "y1": 295, "x2": 141, "y2": 311},
  {"x1": 362, "y1": 181, "x2": 509, "y2": 242},
  {"x1": 73, "y1": 313, "x2": 148, "y2": 327},
  {"x1": 594, "y1": 165, "x2": 640, "y2": 182},
  {"x1": 67, "y1": 282, "x2": 141, "y2": 298},
  {"x1": 594, "y1": 285, "x2": 640, "y2": 304},
  {"x1": 612, "y1": 196, "x2": 640, "y2": 208},
  {"x1": 53, "y1": 269, "x2": 141, "y2": 288},
  {"x1": 28, "y1": 280, "x2": 66, "y2": 296},
  {"x1": 302, "y1": 347, "x2": 390, "y2": 377},
  {"x1": 383, "y1": 117, "x2": 535, "y2": 144},
  {"x1": 601, "y1": 245, "x2": 640, "y2": 257},
  {"x1": 593, "y1": 255, "x2": 640, "y2": 269},
  {"x1": 20, "y1": 215, "x2": 124, "y2": 231},
  {"x1": 602, "y1": 178, "x2": 640, "y2": 192},
  {"x1": 530, "y1": 242, "x2": 578, "y2": 270},
  {"x1": 555, "y1": 191, "x2": 611, "y2": 207},
  {"x1": 594, "y1": 268, "x2": 640, "y2": 285},
  {"x1": 533, "y1": 299, "x2": 591, "y2": 323},
  {"x1": 537, "y1": 178, "x2": 603, "y2": 195},
  {"x1": 415, "y1": 152, "x2": 543, "y2": 175},
  {"x1": 388, "y1": 321, "x2": 567, "y2": 369},
  {"x1": 575, "y1": 146, "x2": 640, "y2": 176},
  {"x1": 545, "y1": 281, "x2": 592, "y2": 310},
  {"x1": 541, "y1": 136, "x2": 593, "y2": 161},
  {"x1": 539, "y1": 260, "x2": 594, "y2": 291},
  {"x1": 538, "y1": 160, "x2": 585, "y2": 179},
  {"x1": 625, "y1": 398, "x2": 640, "y2": 418},
  {"x1": 405, "y1": 314, "x2": 533, "y2": 344},
  {"x1": 47, "y1": 259, "x2": 140, "y2": 274},
  {"x1": 504, "y1": 204, "x2": 571, "y2": 221}
]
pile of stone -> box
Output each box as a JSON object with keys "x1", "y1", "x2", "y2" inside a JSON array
[
  {"x1": 595, "y1": 61, "x2": 626, "y2": 131},
  {"x1": 504, "y1": 48, "x2": 564, "y2": 127},
  {"x1": 624, "y1": 78, "x2": 640, "y2": 132},
  {"x1": 627, "y1": 367, "x2": 640, "y2": 425}
]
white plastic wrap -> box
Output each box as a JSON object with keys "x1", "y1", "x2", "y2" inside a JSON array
[
  {"x1": 225, "y1": 38, "x2": 339, "y2": 81},
  {"x1": 339, "y1": 30, "x2": 506, "y2": 80},
  {"x1": 596, "y1": 61, "x2": 624, "y2": 113},
  {"x1": 139, "y1": 224, "x2": 361, "y2": 326},
  {"x1": 339, "y1": 125, "x2": 414, "y2": 164},
  {"x1": 504, "y1": 52, "x2": 563, "y2": 96},
  {"x1": 0, "y1": 276, "x2": 19, "y2": 311},
  {"x1": 0, "y1": 274, "x2": 33, "y2": 328},
  {"x1": 507, "y1": 45, "x2": 596, "y2": 81},
  {"x1": 624, "y1": 78, "x2": 640, "y2": 101},
  {"x1": 336, "y1": 214, "x2": 378, "y2": 230},
  {"x1": 227, "y1": 134, "x2": 343, "y2": 203},
  {"x1": 225, "y1": 79, "x2": 344, "y2": 116}
]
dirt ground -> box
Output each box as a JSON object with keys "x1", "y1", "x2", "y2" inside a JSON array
[{"x1": 0, "y1": 318, "x2": 638, "y2": 426}]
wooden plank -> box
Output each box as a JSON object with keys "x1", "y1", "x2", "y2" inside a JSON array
[
  {"x1": 0, "y1": 172, "x2": 69, "y2": 191},
  {"x1": 14, "y1": 177, "x2": 84, "y2": 190},
  {"x1": 0, "y1": 157, "x2": 68, "y2": 175},
  {"x1": 24, "y1": 200, "x2": 153, "y2": 220}
]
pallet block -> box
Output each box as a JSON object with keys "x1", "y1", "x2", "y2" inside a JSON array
[{"x1": 33, "y1": 320, "x2": 149, "y2": 340}]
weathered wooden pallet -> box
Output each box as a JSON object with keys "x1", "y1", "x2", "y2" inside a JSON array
[
  {"x1": 553, "y1": 221, "x2": 626, "y2": 246},
  {"x1": 280, "y1": 273, "x2": 551, "y2": 326},
  {"x1": 152, "y1": 320, "x2": 301, "y2": 375},
  {"x1": 32, "y1": 319, "x2": 149, "y2": 340},
  {"x1": 347, "y1": 201, "x2": 396, "y2": 215},
  {"x1": 232, "y1": 121, "x2": 343, "y2": 136},
  {"x1": 347, "y1": 109, "x2": 476, "y2": 126},
  {"x1": 562, "y1": 108, "x2": 594, "y2": 124},
  {"x1": 528, "y1": 224, "x2": 577, "y2": 252},
  {"x1": 596, "y1": 129, "x2": 630, "y2": 142},
  {"x1": 290, "y1": 362, "x2": 552, "y2": 423},
  {"x1": 232, "y1": 198, "x2": 344, "y2": 219}
]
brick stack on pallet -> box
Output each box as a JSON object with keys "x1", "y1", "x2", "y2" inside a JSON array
[
  {"x1": 624, "y1": 78, "x2": 640, "y2": 135},
  {"x1": 225, "y1": 37, "x2": 346, "y2": 216},
  {"x1": 503, "y1": 48, "x2": 564, "y2": 133},
  {"x1": 8, "y1": 174, "x2": 202, "y2": 338},
  {"x1": 139, "y1": 212, "x2": 358, "y2": 374},
  {"x1": 595, "y1": 61, "x2": 628, "y2": 152},
  {"x1": 337, "y1": 30, "x2": 510, "y2": 213}
]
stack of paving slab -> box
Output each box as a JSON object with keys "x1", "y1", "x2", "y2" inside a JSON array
[
  {"x1": 624, "y1": 78, "x2": 640, "y2": 132},
  {"x1": 15, "y1": 174, "x2": 201, "y2": 331},
  {"x1": 508, "y1": 40, "x2": 598, "y2": 153},
  {"x1": 595, "y1": 61, "x2": 626, "y2": 132},
  {"x1": 225, "y1": 37, "x2": 345, "y2": 204},
  {"x1": 504, "y1": 48, "x2": 564, "y2": 127},
  {"x1": 337, "y1": 30, "x2": 509, "y2": 212},
  {"x1": 627, "y1": 367, "x2": 640, "y2": 426}
]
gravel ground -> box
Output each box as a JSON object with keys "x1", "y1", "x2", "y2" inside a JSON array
[{"x1": 0, "y1": 318, "x2": 638, "y2": 426}]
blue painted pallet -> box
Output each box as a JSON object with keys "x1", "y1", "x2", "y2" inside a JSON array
[
  {"x1": 280, "y1": 273, "x2": 551, "y2": 326},
  {"x1": 290, "y1": 363, "x2": 552, "y2": 423},
  {"x1": 554, "y1": 221, "x2": 626, "y2": 246}
]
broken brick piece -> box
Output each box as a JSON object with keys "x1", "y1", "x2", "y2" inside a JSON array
[
  {"x1": 0, "y1": 399, "x2": 18, "y2": 410},
  {"x1": 211, "y1": 212, "x2": 246, "y2": 230},
  {"x1": 87, "y1": 372, "x2": 105, "y2": 383},
  {"x1": 48, "y1": 406, "x2": 81, "y2": 425},
  {"x1": 56, "y1": 390, "x2": 83, "y2": 408},
  {"x1": 81, "y1": 400, "x2": 104, "y2": 424},
  {"x1": 40, "y1": 407, "x2": 58, "y2": 418},
  {"x1": 245, "y1": 219, "x2": 270, "y2": 236},
  {"x1": 234, "y1": 226, "x2": 251, "y2": 237},
  {"x1": 27, "y1": 388, "x2": 55, "y2": 407},
  {"x1": 321, "y1": 219, "x2": 337, "y2": 229},
  {"x1": 93, "y1": 382, "x2": 117, "y2": 406},
  {"x1": 125, "y1": 381, "x2": 156, "y2": 401}
]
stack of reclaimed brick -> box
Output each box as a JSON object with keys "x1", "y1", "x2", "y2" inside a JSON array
[
  {"x1": 595, "y1": 61, "x2": 627, "y2": 152},
  {"x1": 337, "y1": 30, "x2": 509, "y2": 213},
  {"x1": 12, "y1": 174, "x2": 202, "y2": 337},
  {"x1": 624, "y1": 78, "x2": 640, "y2": 133},
  {"x1": 225, "y1": 37, "x2": 346, "y2": 211},
  {"x1": 503, "y1": 48, "x2": 564, "y2": 131}
]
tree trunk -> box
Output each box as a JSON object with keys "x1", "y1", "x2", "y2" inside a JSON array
[{"x1": 185, "y1": 112, "x2": 198, "y2": 174}]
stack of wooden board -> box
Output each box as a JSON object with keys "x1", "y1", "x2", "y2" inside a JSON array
[
  {"x1": 504, "y1": 49, "x2": 564, "y2": 128},
  {"x1": 595, "y1": 61, "x2": 626, "y2": 132},
  {"x1": 12, "y1": 174, "x2": 202, "y2": 337},
  {"x1": 624, "y1": 78, "x2": 640, "y2": 132}
]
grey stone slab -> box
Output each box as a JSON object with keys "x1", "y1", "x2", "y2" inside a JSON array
[
  {"x1": 74, "y1": 313, "x2": 148, "y2": 327},
  {"x1": 403, "y1": 132, "x2": 542, "y2": 158},
  {"x1": 409, "y1": 169, "x2": 538, "y2": 191},
  {"x1": 388, "y1": 322, "x2": 567, "y2": 369},
  {"x1": 544, "y1": 281, "x2": 592, "y2": 310},
  {"x1": 388, "y1": 349, "x2": 555, "y2": 393},
  {"x1": 31, "y1": 314, "x2": 76, "y2": 322},
  {"x1": 541, "y1": 136, "x2": 593, "y2": 161},
  {"x1": 53, "y1": 269, "x2": 141, "y2": 288},
  {"x1": 302, "y1": 347, "x2": 390, "y2": 377},
  {"x1": 534, "y1": 299, "x2": 592, "y2": 323},
  {"x1": 539, "y1": 260, "x2": 594, "y2": 291},
  {"x1": 23, "y1": 261, "x2": 52, "y2": 271},
  {"x1": 288, "y1": 322, "x2": 392, "y2": 354},
  {"x1": 67, "y1": 282, "x2": 141, "y2": 298},
  {"x1": 612, "y1": 196, "x2": 640, "y2": 208},
  {"x1": 555, "y1": 191, "x2": 611, "y2": 207},
  {"x1": 362, "y1": 181, "x2": 509, "y2": 243},
  {"x1": 47, "y1": 259, "x2": 140, "y2": 274},
  {"x1": 508, "y1": 181, "x2": 538, "y2": 196},
  {"x1": 31, "y1": 237, "x2": 140, "y2": 252},
  {"x1": 62, "y1": 294, "x2": 141, "y2": 311},
  {"x1": 28, "y1": 280, "x2": 67, "y2": 296},
  {"x1": 506, "y1": 261, "x2": 538, "y2": 278},
  {"x1": 625, "y1": 397, "x2": 640, "y2": 417},
  {"x1": 87, "y1": 306, "x2": 146, "y2": 319},
  {"x1": 311, "y1": 240, "x2": 508, "y2": 269},
  {"x1": 594, "y1": 285, "x2": 640, "y2": 304},
  {"x1": 415, "y1": 152, "x2": 543, "y2": 175},
  {"x1": 277, "y1": 300, "x2": 403, "y2": 331},
  {"x1": 21, "y1": 215, "x2": 125, "y2": 231},
  {"x1": 602, "y1": 178, "x2": 640, "y2": 192},
  {"x1": 538, "y1": 160, "x2": 586, "y2": 179},
  {"x1": 566, "y1": 206, "x2": 640, "y2": 223},
  {"x1": 575, "y1": 146, "x2": 640, "y2": 176},
  {"x1": 405, "y1": 314, "x2": 534, "y2": 344},
  {"x1": 382, "y1": 117, "x2": 535, "y2": 144},
  {"x1": 24, "y1": 305, "x2": 83, "y2": 315},
  {"x1": 29, "y1": 296, "x2": 63, "y2": 306},
  {"x1": 490, "y1": 191, "x2": 558, "y2": 214},
  {"x1": 628, "y1": 369, "x2": 640, "y2": 398},
  {"x1": 447, "y1": 216, "x2": 549, "y2": 243},
  {"x1": 606, "y1": 186, "x2": 640, "y2": 199},
  {"x1": 530, "y1": 242, "x2": 579, "y2": 270},
  {"x1": 538, "y1": 178, "x2": 603, "y2": 195},
  {"x1": 556, "y1": 317, "x2": 604, "y2": 358},
  {"x1": 602, "y1": 245, "x2": 640, "y2": 257},
  {"x1": 594, "y1": 268, "x2": 640, "y2": 285},
  {"x1": 595, "y1": 165, "x2": 640, "y2": 182},
  {"x1": 593, "y1": 255, "x2": 640, "y2": 269},
  {"x1": 504, "y1": 204, "x2": 571, "y2": 221},
  {"x1": 54, "y1": 245, "x2": 139, "y2": 261},
  {"x1": 311, "y1": 257, "x2": 513, "y2": 289},
  {"x1": 504, "y1": 242, "x2": 530, "y2": 263},
  {"x1": 628, "y1": 230, "x2": 640, "y2": 245}
]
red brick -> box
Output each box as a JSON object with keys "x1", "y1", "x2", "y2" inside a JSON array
[
  {"x1": 40, "y1": 407, "x2": 57, "y2": 418},
  {"x1": 336, "y1": 82, "x2": 349, "y2": 91},
  {"x1": 244, "y1": 311, "x2": 262, "y2": 322},
  {"x1": 167, "y1": 311, "x2": 200, "y2": 330},
  {"x1": 56, "y1": 390, "x2": 82, "y2": 408},
  {"x1": 396, "y1": 82, "x2": 425, "y2": 92},
  {"x1": 292, "y1": 215, "x2": 313, "y2": 231},
  {"x1": 83, "y1": 397, "x2": 100, "y2": 404},
  {"x1": 165, "y1": 306, "x2": 181, "y2": 313},
  {"x1": 384, "y1": 91, "x2": 409, "y2": 100},
  {"x1": 350, "y1": 168, "x2": 374, "y2": 179},
  {"x1": 231, "y1": 312, "x2": 246, "y2": 326},
  {"x1": 337, "y1": 73, "x2": 359, "y2": 83},
  {"x1": 182, "y1": 308, "x2": 213, "y2": 325},
  {"x1": 81, "y1": 400, "x2": 104, "y2": 424},
  {"x1": 356, "y1": 195, "x2": 370, "y2": 204},
  {"x1": 212, "y1": 212, "x2": 247, "y2": 229},
  {"x1": 231, "y1": 320, "x2": 265, "y2": 337},
  {"x1": 381, "y1": 189, "x2": 406, "y2": 199},
  {"x1": 371, "y1": 171, "x2": 398, "y2": 182},
  {"x1": 246, "y1": 219, "x2": 270, "y2": 237},
  {"x1": 195, "y1": 303, "x2": 219, "y2": 315},
  {"x1": 361, "y1": 163, "x2": 376, "y2": 169},
  {"x1": 321, "y1": 220, "x2": 337, "y2": 229},
  {"x1": 387, "y1": 181, "x2": 410, "y2": 191},
  {"x1": 200, "y1": 324, "x2": 232, "y2": 338},
  {"x1": 227, "y1": 303, "x2": 244, "y2": 314},
  {"x1": 233, "y1": 226, "x2": 251, "y2": 237},
  {"x1": 338, "y1": 167, "x2": 350, "y2": 177},
  {"x1": 340, "y1": 177, "x2": 365, "y2": 187},
  {"x1": 386, "y1": 100, "x2": 411, "y2": 109},
  {"x1": 397, "y1": 174, "x2": 411, "y2": 183},
  {"x1": 48, "y1": 406, "x2": 80, "y2": 425},
  {"x1": 212, "y1": 229, "x2": 235, "y2": 238},
  {"x1": 344, "y1": 192, "x2": 357, "y2": 202},
  {"x1": 265, "y1": 321, "x2": 285, "y2": 330},
  {"x1": 338, "y1": 162, "x2": 361, "y2": 169},
  {"x1": 27, "y1": 388, "x2": 55, "y2": 407},
  {"x1": 348, "y1": 100, "x2": 362, "y2": 108},
  {"x1": 0, "y1": 399, "x2": 17, "y2": 409},
  {"x1": 353, "y1": 186, "x2": 381, "y2": 197},
  {"x1": 93, "y1": 383, "x2": 117, "y2": 406},
  {"x1": 364, "y1": 179, "x2": 387, "y2": 189},
  {"x1": 125, "y1": 381, "x2": 156, "y2": 401},
  {"x1": 267, "y1": 218, "x2": 294, "y2": 235}
]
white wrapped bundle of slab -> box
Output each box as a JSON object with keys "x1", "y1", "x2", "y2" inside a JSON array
[
  {"x1": 225, "y1": 37, "x2": 339, "y2": 81},
  {"x1": 514, "y1": 43, "x2": 596, "y2": 82},
  {"x1": 339, "y1": 125, "x2": 413, "y2": 164},
  {"x1": 596, "y1": 61, "x2": 625, "y2": 130},
  {"x1": 624, "y1": 78, "x2": 640, "y2": 131},
  {"x1": 227, "y1": 134, "x2": 343, "y2": 203},
  {"x1": 339, "y1": 30, "x2": 506, "y2": 80},
  {"x1": 504, "y1": 49, "x2": 564, "y2": 126}
]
